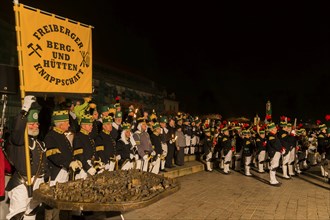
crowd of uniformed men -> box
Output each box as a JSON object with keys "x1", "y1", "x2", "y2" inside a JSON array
[{"x1": 1, "y1": 95, "x2": 330, "y2": 219}]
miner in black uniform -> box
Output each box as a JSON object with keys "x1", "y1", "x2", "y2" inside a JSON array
[
  {"x1": 44, "y1": 110, "x2": 75, "y2": 184},
  {"x1": 111, "y1": 111, "x2": 123, "y2": 141},
  {"x1": 286, "y1": 123, "x2": 298, "y2": 176},
  {"x1": 44, "y1": 109, "x2": 78, "y2": 219},
  {"x1": 296, "y1": 128, "x2": 309, "y2": 174},
  {"x1": 149, "y1": 122, "x2": 162, "y2": 174},
  {"x1": 203, "y1": 128, "x2": 213, "y2": 172},
  {"x1": 116, "y1": 123, "x2": 138, "y2": 170},
  {"x1": 232, "y1": 125, "x2": 243, "y2": 171},
  {"x1": 267, "y1": 122, "x2": 283, "y2": 186},
  {"x1": 241, "y1": 129, "x2": 253, "y2": 176},
  {"x1": 277, "y1": 120, "x2": 291, "y2": 179},
  {"x1": 95, "y1": 116, "x2": 119, "y2": 171},
  {"x1": 6, "y1": 96, "x2": 49, "y2": 220},
  {"x1": 317, "y1": 123, "x2": 329, "y2": 178},
  {"x1": 220, "y1": 126, "x2": 234, "y2": 174},
  {"x1": 73, "y1": 114, "x2": 103, "y2": 179},
  {"x1": 159, "y1": 116, "x2": 169, "y2": 171},
  {"x1": 165, "y1": 117, "x2": 177, "y2": 169},
  {"x1": 255, "y1": 128, "x2": 267, "y2": 173},
  {"x1": 182, "y1": 118, "x2": 192, "y2": 155}
]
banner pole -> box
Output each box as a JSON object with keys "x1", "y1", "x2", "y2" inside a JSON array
[{"x1": 13, "y1": 1, "x2": 33, "y2": 197}]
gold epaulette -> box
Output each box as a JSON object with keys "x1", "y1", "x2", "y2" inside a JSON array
[
  {"x1": 256, "y1": 138, "x2": 260, "y2": 142},
  {"x1": 269, "y1": 136, "x2": 275, "y2": 140},
  {"x1": 246, "y1": 141, "x2": 250, "y2": 145},
  {"x1": 96, "y1": 145, "x2": 104, "y2": 152},
  {"x1": 73, "y1": 148, "x2": 83, "y2": 156},
  {"x1": 318, "y1": 134, "x2": 324, "y2": 138},
  {"x1": 222, "y1": 138, "x2": 227, "y2": 142},
  {"x1": 281, "y1": 133, "x2": 287, "y2": 138},
  {"x1": 46, "y1": 148, "x2": 61, "y2": 157}
]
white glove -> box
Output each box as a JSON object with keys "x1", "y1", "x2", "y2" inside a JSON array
[
  {"x1": 169, "y1": 140, "x2": 173, "y2": 144},
  {"x1": 97, "y1": 169, "x2": 105, "y2": 174},
  {"x1": 143, "y1": 154, "x2": 148, "y2": 160},
  {"x1": 130, "y1": 153, "x2": 134, "y2": 159},
  {"x1": 22, "y1": 95, "x2": 36, "y2": 112},
  {"x1": 134, "y1": 154, "x2": 139, "y2": 161},
  {"x1": 104, "y1": 163, "x2": 111, "y2": 171},
  {"x1": 87, "y1": 167, "x2": 96, "y2": 175},
  {"x1": 69, "y1": 160, "x2": 82, "y2": 171},
  {"x1": 151, "y1": 151, "x2": 156, "y2": 156},
  {"x1": 116, "y1": 155, "x2": 121, "y2": 160},
  {"x1": 87, "y1": 159, "x2": 92, "y2": 167}
]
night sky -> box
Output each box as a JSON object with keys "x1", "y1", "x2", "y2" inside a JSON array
[{"x1": 1, "y1": 1, "x2": 329, "y2": 122}]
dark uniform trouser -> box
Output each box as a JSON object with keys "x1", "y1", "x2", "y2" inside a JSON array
[
  {"x1": 166, "y1": 143, "x2": 175, "y2": 168},
  {"x1": 176, "y1": 147, "x2": 184, "y2": 166}
]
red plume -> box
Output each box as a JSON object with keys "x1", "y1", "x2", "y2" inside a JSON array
[
  {"x1": 280, "y1": 116, "x2": 286, "y2": 121},
  {"x1": 325, "y1": 115, "x2": 330, "y2": 121},
  {"x1": 316, "y1": 120, "x2": 321, "y2": 125},
  {"x1": 222, "y1": 120, "x2": 227, "y2": 125},
  {"x1": 287, "y1": 117, "x2": 291, "y2": 122},
  {"x1": 265, "y1": 115, "x2": 272, "y2": 120},
  {"x1": 115, "y1": 96, "x2": 120, "y2": 102},
  {"x1": 298, "y1": 123, "x2": 303, "y2": 129}
]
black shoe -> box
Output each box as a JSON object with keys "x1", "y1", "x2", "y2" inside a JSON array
[{"x1": 160, "y1": 169, "x2": 168, "y2": 172}]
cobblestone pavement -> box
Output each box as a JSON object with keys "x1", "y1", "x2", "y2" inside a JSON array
[{"x1": 115, "y1": 167, "x2": 330, "y2": 220}]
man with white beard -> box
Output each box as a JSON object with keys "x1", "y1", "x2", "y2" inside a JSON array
[{"x1": 6, "y1": 96, "x2": 49, "y2": 220}]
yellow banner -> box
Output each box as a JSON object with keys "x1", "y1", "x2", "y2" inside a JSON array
[{"x1": 15, "y1": 4, "x2": 92, "y2": 93}]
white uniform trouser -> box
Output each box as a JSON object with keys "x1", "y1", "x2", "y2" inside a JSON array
[
  {"x1": 288, "y1": 148, "x2": 296, "y2": 175},
  {"x1": 270, "y1": 152, "x2": 281, "y2": 184},
  {"x1": 161, "y1": 143, "x2": 168, "y2": 170},
  {"x1": 258, "y1": 150, "x2": 266, "y2": 172},
  {"x1": 75, "y1": 169, "x2": 88, "y2": 180},
  {"x1": 320, "y1": 153, "x2": 328, "y2": 177},
  {"x1": 206, "y1": 152, "x2": 213, "y2": 171},
  {"x1": 190, "y1": 137, "x2": 197, "y2": 154},
  {"x1": 142, "y1": 155, "x2": 149, "y2": 172},
  {"x1": 245, "y1": 156, "x2": 252, "y2": 175},
  {"x1": 50, "y1": 169, "x2": 68, "y2": 187},
  {"x1": 149, "y1": 156, "x2": 161, "y2": 174},
  {"x1": 282, "y1": 152, "x2": 290, "y2": 177},
  {"x1": 223, "y1": 150, "x2": 232, "y2": 173},
  {"x1": 7, "y1": 177, "x2": 44, "y2": 220},
  {"x1": 132, "y1": 155, "x2": 142, "y2": 170},
  {"x1": 121, "y1": 161, "x2": 133, "y2": 170},
  {"x1": 106, "y1": 161, "x2": 116, "y2": 171},
  {"x1": 184, "y1": 135, "x2": 191, "y2": 154}
]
